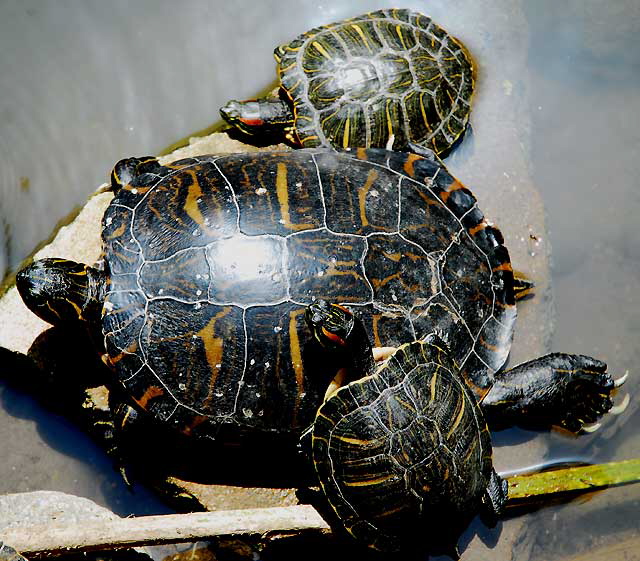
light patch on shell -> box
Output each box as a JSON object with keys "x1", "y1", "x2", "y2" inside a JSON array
[
  {"x1": 105, "y1": 217, "x2": 113, "y2": 226},
  {"x1": 385, "y1": 134, "x2": 395, "y2": 151},
  {"x1": 242, "y1": 408, "x2": 253, "y2": 418},
  {"x1": 103, "y1": 301, "x2": 114, "y2": 312},
  {"x1": 265, "y1": 361, "x2": 270, "y2": 368},
  {"x1": 131, "y1": 188, "x2": 138, "y2": 194},
  {"x1": 250, "y1": 358, "x2": 256, "y2": 366},
  {"x1": 274, "y1": 326, "x2": 282, "y2": 333},
  {"x1": 255, "y1": 187, "x2": 267, "y2": 195}
]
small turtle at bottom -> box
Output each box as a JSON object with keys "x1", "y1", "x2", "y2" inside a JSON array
[
  {"x1": 220, "y1": 8, "x2": 475, "y2": 156},
  {"x1": 300, "y1": 300, "x2": 627, "y2": 554}
]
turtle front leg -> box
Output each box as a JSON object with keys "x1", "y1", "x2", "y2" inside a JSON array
[{"x1": 481, "y1": 353, "x2": 627, "y2": 433}]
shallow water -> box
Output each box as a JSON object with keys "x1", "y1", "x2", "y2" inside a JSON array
[{"x1": 0, "y1": 0, "x2": 639, "y2": 557}]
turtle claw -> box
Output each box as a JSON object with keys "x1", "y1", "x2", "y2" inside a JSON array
[
  {"x1": 484, "y1": 353, "x2": 622, "y2": 433},
  {"x1": 614, "y1": 370, "x2": 629, "y2": 388},
  {"x1": 581, "y1": 422, "x2": 602, "y2": 434},
  {"x1": 610, "y1": 393, "x2": 630, "y2": 416}
]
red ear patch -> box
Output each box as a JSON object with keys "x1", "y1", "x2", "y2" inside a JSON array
[
  {"x1": 322, "y1": 327, "x2": 347, "y2": 346},
  {"x1": 239, "y1": 118, "x2": 265, "y2": 126}
]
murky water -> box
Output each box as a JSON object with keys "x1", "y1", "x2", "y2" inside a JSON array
[{"x1": 0, "y1": 0, "x2": 639, "y2": 558}]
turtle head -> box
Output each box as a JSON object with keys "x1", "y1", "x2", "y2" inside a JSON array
[
  {"x1": 220, "y1": 98, "x2": 294, "y2": 138},
  {"x1": 220, "y1": 100, "x2": 263, "y2": 136},
  {"x1": 16, "y1": 258, "x2": 106, "y2": 326},
  {"x1": 110, "y1": 156, "x2": 161, "y2": 193},
  {"x1": 305, "y1": 300, "x2": 355, "y2": 351}
]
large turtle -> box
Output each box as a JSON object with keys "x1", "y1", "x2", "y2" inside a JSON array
[
  {"x1": 220, "y1": 9, "x2": 475, "y2": 155},
  {"x1": 16, "y1": 148, "x2": 623, "y2": 552}
]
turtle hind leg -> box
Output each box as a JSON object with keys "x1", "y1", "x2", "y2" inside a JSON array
[
  {"x1": 88, "y1": 398, "x2": 139, "y2": 489},
  {"x1": 481, "y1": 353, "x2": 627, "y2": 433}
]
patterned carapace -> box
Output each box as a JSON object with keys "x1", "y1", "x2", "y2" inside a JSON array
[
  {"x1": 311, "y1": 338, "x2": 494, "y2": 552},
  {"x1": 102, "y1": 148, "x2": 515, "y2": 440},
  {"x1": 277, "y1": 9, "x2": 475, "y2": 153}
]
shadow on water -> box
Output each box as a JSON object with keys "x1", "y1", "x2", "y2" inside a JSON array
[{"x1": 0, "y1": 335, "x2": 173, "y2": 517}]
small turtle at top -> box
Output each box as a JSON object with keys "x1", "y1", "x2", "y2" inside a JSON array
[
  {"x1": 16, "y1": 148, "x2": 626, "y2": 553},
  {"x1": 220, "y1": 9, "x2": 475, "y2": 156}
]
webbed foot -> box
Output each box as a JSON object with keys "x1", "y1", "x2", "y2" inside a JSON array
[{"x1": 482, "y1": 353, "x2": 627, "y2": 433}]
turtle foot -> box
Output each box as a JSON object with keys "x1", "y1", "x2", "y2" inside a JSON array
[{"x1": 482, "y1": 353, "x2": 625, "y2": 433}]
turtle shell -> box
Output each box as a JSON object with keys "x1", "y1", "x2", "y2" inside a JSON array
[
  {"x1": 310, "y1": 338, "x2": 495, "y2": 552},
  {"x1": 275, "y1": 9, "x2": 475, "y2": 154},
  {"x1": 101, "y1": 148, "x2": 515, "y2": 441}
]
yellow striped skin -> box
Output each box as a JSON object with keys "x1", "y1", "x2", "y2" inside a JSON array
[
  {"x1": 311, "y1": 339, "x2": 496, "y2": 552},
  {"x1": 276, "y1": 9, "x2": 475, "y2": 154},
  {"x1": 15, "y1": 258, "x2": 105, "y2": 326}
]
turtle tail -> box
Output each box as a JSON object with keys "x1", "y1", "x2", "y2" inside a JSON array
[{"x1": 513, "y1": 270, "x2": 535, "y2": 301}]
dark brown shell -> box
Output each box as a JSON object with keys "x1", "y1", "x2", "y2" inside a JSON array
[{"x1": 101, "y1": 148, "x2": 515, "y2": 441}]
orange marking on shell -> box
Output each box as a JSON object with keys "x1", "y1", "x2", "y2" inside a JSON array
[
  {"x1": 371, "y1": 314, "x2": 383, "y2": 348},
  {"x1": 109, "y1": 341, "x2": 138, "y2": 364},
  {"x1": 439, "y1": 179, "x2": 466, "y2": 203},
  {"x1": 478, "y1": 335, "x2": 500, "y2": 352},
  {"x1": 181, "y1": 414, "x2": 209, "y2": 436},
  {"x1": 199, "y1": 308, "x2": 233, "y2": 408},
  {"x1": 134, "y1": 385, "x2": 164, "y2": 410},
  {"x1": 402, "y1": 153, "x2": 422, "y2": 177},
  {"x1": 357, "y1": 169, "x2": 379, "y2": 228},
  {"x1": 492, "y1": 262, "x2": 513, "y2": 273},
  {"x1": 468, "y1": 222, "x2": 486, "y2": 236},
  {"x1": 105, "y1": 222, "x2": 127, "y2": 241}
]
